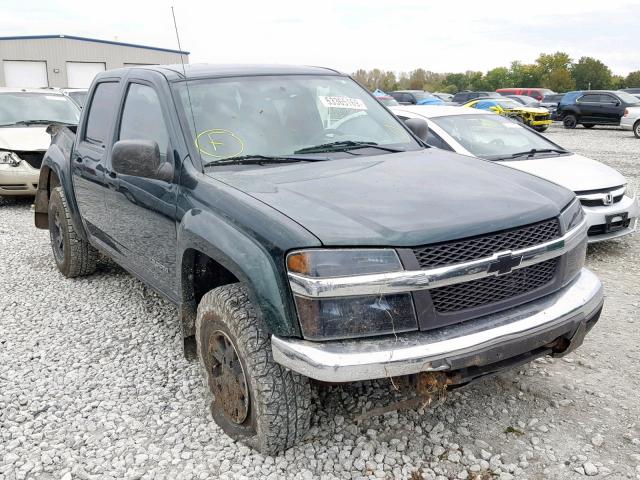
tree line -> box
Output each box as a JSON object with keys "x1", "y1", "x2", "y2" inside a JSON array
[{"x1": 353, "y1": 52, "x2": 640, "y2": 93}]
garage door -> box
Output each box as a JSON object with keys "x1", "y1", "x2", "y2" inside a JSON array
[
  {"x1": 66, "y1": 62, "x2": 106, "y2": 88},
  {"x1": 3, "y1": 61, "x2": 48, "y2": 88}
]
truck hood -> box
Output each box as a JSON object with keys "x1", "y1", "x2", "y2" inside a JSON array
[
  {"x1": 215, "y1": 149, "x2": 574, "y2": 246},
  {"x1": 499, "y1": 153, "x2": 626, "y2": 193},
  {"x1": 0, "y1": 126, "x2": 50, "y2": 151}
]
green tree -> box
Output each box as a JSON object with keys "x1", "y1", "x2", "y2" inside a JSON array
[
  {"x1": 625, "y1": 71, "x2": 640, "y2": 87},
  {"x1": 610, "y1": 75, "x2": 626, "y2": 90},
  {"x1": 352, "y1": 69, "x2": 369, "y2": 88},
  {"x1": 546, "y1": 69, "x2": 575, "y2": 92},
  {"x1": 535, "y1": 52, "x2": 573, "y2": 90},
  {"x1": 443, "y1": 73, "x2": 467, "y2": 92},
  {"x1": 536, "y1": 52, "x2": 572, "y2": 73},
  {"x1": 407, "y1": 69, "x2": 428, "y2": 90},
  {"x1": 571, "y1": 57, "x2": 612, "y2": 90},
  {"x1": 508, "y1": 61, "x2": 543, "y2": 87},
  {"x1": 483, "y1": 67, "x2": 511, "y2": 90}
]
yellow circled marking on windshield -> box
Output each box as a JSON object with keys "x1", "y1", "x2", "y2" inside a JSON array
[{"x1": 195, "y1": 129, "x2": 244, "y2": 159}]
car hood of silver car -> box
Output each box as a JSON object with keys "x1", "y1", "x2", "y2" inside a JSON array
[{"x1": 500, "y1": 153, "x2": 627, "y2": 192}]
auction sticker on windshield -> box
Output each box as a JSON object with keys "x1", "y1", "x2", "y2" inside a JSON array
[{"x1": 319, "y1": 96, "x2": 367, "y2": 110}]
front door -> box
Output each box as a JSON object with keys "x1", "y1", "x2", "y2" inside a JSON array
[
  {"x1": 599, "y1": 94, "x2": 624, "y2": 124},
  {"x1": 72, "y1": 81, "x2": 120, "y2": 244},
  {"x1": 103, "y1": 81, "x2": 178, "y2": 295}
]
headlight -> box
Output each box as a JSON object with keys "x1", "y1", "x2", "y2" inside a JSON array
[
  {"x1": 0, "y1": 151, "x2": 20, "y2": 165},
  {"x1": 287, "y1": 249, "x2": 418, "y2": 341},
  {"x1": 559, "y1": 199, "x2": 587, "y2": 282},
  {"x1": 560, "y1": 198, "x2": 585, "y2": 232}
]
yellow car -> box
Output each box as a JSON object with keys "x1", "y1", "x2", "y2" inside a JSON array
[{"x1": 463, "y1": 98, "x2": 553, "y2": 132}]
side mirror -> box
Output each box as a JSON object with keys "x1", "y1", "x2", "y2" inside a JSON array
[
  {"x1": 404, "y1": 118, "x2": 429, "y2": 142},
  {"x1": 112, "y1": 139, "x2": 173, "y2": 181}
]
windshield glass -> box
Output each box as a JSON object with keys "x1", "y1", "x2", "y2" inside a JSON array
[
  {"x1": 68, "y1": 91, "x2": 88, "y2": 107},
  {"x1": 175, "y1": 75, "x2": 419, "y2": 164},
  {"x1": 489, "y1": 99, "x2": 521, "y2": 109},
  {"x1": 616, "y1": 91, "x2": 640, "y2": 105},
  {"x1": 0, "y1": 93, "x2": 80, "y2": 125},
  {"x1": 378, "y1": 96, "x2": 400, "y2": 106},
  {"x1": 432, "y1": 114, "x2": 560, "y2": 160}
]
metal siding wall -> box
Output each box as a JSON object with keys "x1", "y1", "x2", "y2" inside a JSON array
[{"x1": 0, "y1": 37, "x2": 187, "y2": 87}]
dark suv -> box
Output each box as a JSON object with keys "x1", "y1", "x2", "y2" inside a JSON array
[
  {"x1": 451, "y1": 91, "x2": 501, "y2": 104},
  {"x1": 558, "y1": 90, "x2": 640, "y2": 128}
]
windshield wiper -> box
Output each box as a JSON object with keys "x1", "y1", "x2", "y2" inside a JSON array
[
  {"x1": 294, "y1": 140, "x2": 405, "y2": 154},
  {"x1": 0, "y1": 120, "x2": 76, "y2": 127},
  {"x1": 507, "y1": 148, "x2": 568, "y2": 159},
  {"x1": 204, "y1": 154, "x2": 327, "y2": 167}
]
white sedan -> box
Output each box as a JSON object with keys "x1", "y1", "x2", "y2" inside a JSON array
[{"x1": 391, "y1": 105, "x2": 639, "y2": 243}]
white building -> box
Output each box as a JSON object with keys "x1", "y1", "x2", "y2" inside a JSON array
[{"x1": 0, "y1": 34, "x2": 189, "y2": 89}]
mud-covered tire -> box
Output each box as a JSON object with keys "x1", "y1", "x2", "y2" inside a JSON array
[
  {"x1": 196, "y1": 284, "x2": 311, "y2": 454},
  {"x1": 48, "y1": 187, "x2": 97, "y2": 277},
  {"x1": 563, "y1": 115, "x2": 577, "y2": 129},
  {"x1": 582, "y1": 123, "x2": 595, "y2": 129},
  {"x1": 633, "y1": 121, "x2": 640, "y2": 139}
]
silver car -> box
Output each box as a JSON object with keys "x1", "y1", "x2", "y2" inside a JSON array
[
  {"x1": 620, "y1": 105, "x2": 640, "y2": 138},
  {"x1": 391, "y1": 105, "x2": 639, "y2": 243}
]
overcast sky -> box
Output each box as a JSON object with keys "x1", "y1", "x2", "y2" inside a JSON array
[{"x1": 3, "y1": 0, "x2": 639, "y2": 75}]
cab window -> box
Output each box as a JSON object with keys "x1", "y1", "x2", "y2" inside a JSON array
[
  {"x1": 118, "y1": 83, "x2": 169, "y2": 155},
  {"x1": 84, "y1": 82, "x2": 119, "y2": 144}
]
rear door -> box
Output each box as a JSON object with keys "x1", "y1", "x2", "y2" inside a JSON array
[
  {"x1": 103, "y1": 75, "x2": 178, "y2": 295},
  {"x1": 72, "y1": 80, "x2": 121, "y2": 244}
]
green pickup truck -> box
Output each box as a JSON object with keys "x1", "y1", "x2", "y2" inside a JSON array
[{"x1": 35, "y1": 64, "x2": 603, "y2": 453}]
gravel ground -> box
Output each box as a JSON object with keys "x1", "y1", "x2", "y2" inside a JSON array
[{"x1": 1, "y1": 124, "x2": 639, "y2": 480}]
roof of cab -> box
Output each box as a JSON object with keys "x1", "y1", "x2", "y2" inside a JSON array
[{"x1": 98, "y1": 63, "x2": 344, "y2": 81}]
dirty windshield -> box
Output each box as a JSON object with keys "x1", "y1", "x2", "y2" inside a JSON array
[{"x1": 175, "y1": 75, "x2": 420, "y2": 167}]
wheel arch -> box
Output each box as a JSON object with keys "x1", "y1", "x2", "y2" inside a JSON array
[
  {"x1": 34, "y1": 153, "x2": 86, "y2": 241},
  {"x1": 177, "y1": 210, "x2": 302, "y2": 343}
]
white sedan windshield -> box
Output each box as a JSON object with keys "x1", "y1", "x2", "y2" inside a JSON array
[
  {"x1": 176, "y1": 75, "x2": 419, "y2": 163},
  {"x1": 0, "y1": 93, "x2": 80, "y2": 125},
  {"x1": 432, "y1": 114, "x2": 559, "y2": 159}
]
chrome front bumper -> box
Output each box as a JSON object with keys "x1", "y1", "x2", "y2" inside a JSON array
[{"x1": 272, "y1": 268, "x2": 603, "y2": 382}]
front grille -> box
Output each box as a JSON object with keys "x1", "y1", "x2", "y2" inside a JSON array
[
  {"x1": 15, "y1": 151, "x2": 44, "y2": 169},
  {"x1": 430, "y1": 259, "x2": 558, "y2": 313},
  {"x1": 413, "y1": 218, "x2": 560, "y2": 269},
  {"x1": 580, "y1": 195, "x2": 624, "y2": 207}
]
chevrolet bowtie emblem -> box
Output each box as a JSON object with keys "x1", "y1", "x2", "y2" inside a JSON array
[{"x1": 487, "y1": 252, "x2": 523, "y2": 275}]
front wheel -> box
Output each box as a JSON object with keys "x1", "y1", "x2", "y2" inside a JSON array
[
  {"x1": 533, "y1": 125, "x2": 549, "y2": 132},
  {"x1": 48, "y1": 187, "x2": 97, "y2": 277},
  {"x1": 633, "y1": 121, "x2": 640, "y2": 139},
  {"x1": 196, "y1": 284, "x2": 311, "y2": 454},
  {"x1": 563, "y1": 115, "x2": 577, "y2": 129}
]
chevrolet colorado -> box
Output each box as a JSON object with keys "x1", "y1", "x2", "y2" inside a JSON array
[{"x1": 34, "y1": 64, "x2": 603, "y2": 454}]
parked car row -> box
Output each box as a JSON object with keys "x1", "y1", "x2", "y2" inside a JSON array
[{"x1": 378, "y1": 86, "x2": 640, "y2": 137}]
